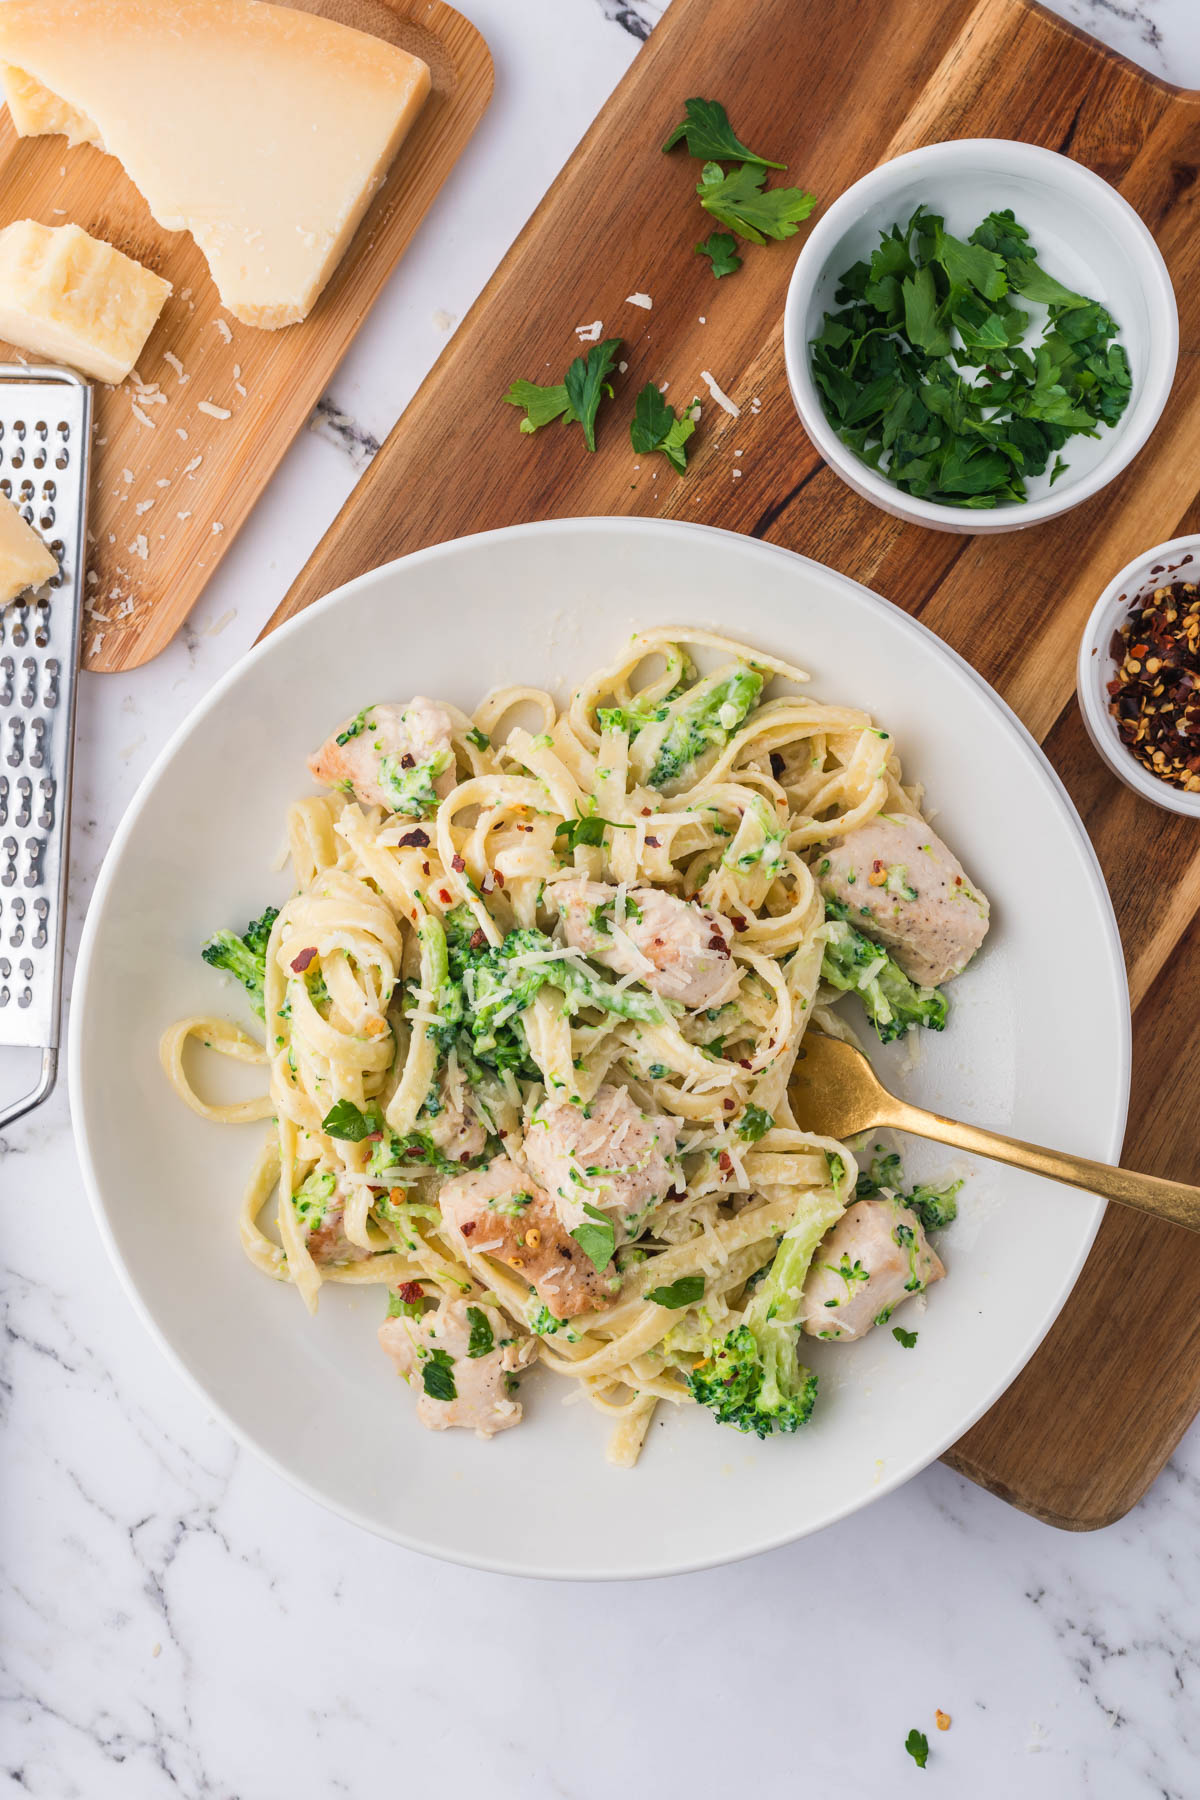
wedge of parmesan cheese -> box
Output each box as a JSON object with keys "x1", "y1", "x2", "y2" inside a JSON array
[
  {"x1": 0, "y1": 0, "x2": 431, "y2": 329},
  {"x1": 0, "y1": 493, "x2": 57, "y2": 606},
  {"x1": 0, "y1": 220, "x2": 170, "y2": 383}
]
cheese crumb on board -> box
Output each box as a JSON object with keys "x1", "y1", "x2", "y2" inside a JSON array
[
  {"x1": 0, "y1": 219, "x2": 169, "y2": 383},
  {"x1": 574, "y1": 320, "x2": 603, "y2": 342},
  {"x1": 0, "y1": 490, "x2": 56, "y2": 604},
  {"x1": 197, "y1": 400, "x2": 231, "y2": 419},
  {"x1": 0, "y1": 0, "x2": 431, "y2": 328},
  {"x1": 700, "y1": 370, "x2": 740, "y2": 417},
  {"x1": 625, "y1": 292, "x2": 652, "y2": 309}
]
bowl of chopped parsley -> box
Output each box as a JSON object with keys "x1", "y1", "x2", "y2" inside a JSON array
[
  {"x1": 784, "y1": 139, "x2": 1177, "y2": 532},
  {"x1": 1077, "y1": 534, "x2": 1200, "y2": 817}
]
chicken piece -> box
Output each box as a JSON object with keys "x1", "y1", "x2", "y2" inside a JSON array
[
  {"x1": 817, "y1": 812, "x2": 989, "y2": 988},
  {"x1": 552, "y1": 879, "x2": 739, "y2": 1009},
  {"x1": 523, "y1": 1082, "x2": 681, "y2": 1239},
  {"x1": 438, "y1": 1157, "x2": 619, "y2": 1319},
  {"x1": 308, "y1": 698, "x2": 455, "y2": 815},
  {"x1": 378, "y1": 1296, "x2": 533, "y2": 1438},
  {"x1": 292, "y1": 1173, "x2": 372, "y2": 1267},
  {"x1": 799, "y1": 1198, "x2": 944, "y2": 1341}
]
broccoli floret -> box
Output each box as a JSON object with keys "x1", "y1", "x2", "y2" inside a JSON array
[
  {"x1": 820, "y1": 900, "x2": 947, "y2": 1043},
  {"x1": 907, "y1": 1180, "x2": 961, "y2": 1233},
  {"x1": 291, "y1": 1169, "x2": 334, "y2": 1229},
  {"x1": 645, "y1": 665, "x2": 764, "y2": 789},
  {"x1": 377, "y1": 747, "x2": 452, "y2": 817},
  {"x1": 855, "y1": 1148, "x2": 961, "y2": 1232},
  {"x1": 435, "y1": 907, "x2": 667, "y2": 1079},
  {"x1": 688, "y1": 1191, "x2": 843, "y2": 1438},
  {"x1": 201, "y1": 906, "x2": 279, "y2": 1018}
]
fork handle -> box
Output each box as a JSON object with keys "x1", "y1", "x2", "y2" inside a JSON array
[{"x1": 881, "y1": 1097, "x2": 1200, "y2": 1234}]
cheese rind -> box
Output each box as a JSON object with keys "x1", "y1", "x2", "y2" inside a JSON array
[
  {"x1": 0, "y1": 0, "x2": 432, "y2": 329},
  {"x1": 0, "y1": 491, "x2": 57, "y2": 606},
  {"x1": 0, "y1": 220, "x2": 171, "y2": 384}
]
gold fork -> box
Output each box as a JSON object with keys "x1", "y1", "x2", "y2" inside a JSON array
[{"x1": 788, "y1": 1032, "x2": 1200, "y2": 1233}]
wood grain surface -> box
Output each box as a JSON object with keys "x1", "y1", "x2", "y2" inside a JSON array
[
  {"x1": 0, "y1": 0, "x2": 492, "y2": 673},
  {"x1": 267, "y1": 0, "x2": 1200, "y2": 1529}
]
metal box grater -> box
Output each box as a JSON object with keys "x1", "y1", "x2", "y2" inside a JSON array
[{"x1": 0, "y1": 364, "x2": 91, "y2": 1127}]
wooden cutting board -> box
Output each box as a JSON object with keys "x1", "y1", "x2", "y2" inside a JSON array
[
  {"x1": 267, "y1": 0, "x2": 1200, "y2": 1529},
  {"x1": 0, "y1": 0, "x2": 492, "y2": 672}
]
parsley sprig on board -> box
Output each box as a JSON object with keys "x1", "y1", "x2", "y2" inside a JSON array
[
  {"x1": 808, "y1": 206, "x2": 1131, "y2": 509},
  {"x1": 663, "y1": 96, "x2": 815, "y2": 278},
  {"x1": 504, "y1": 337, "x2": 623, "y2": 451}
]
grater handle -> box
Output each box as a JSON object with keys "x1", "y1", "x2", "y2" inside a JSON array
[{"x1": 0, "y1": 1045, "x2": 56, "y2": 1127}]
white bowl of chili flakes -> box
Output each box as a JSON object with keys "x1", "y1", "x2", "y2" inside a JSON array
[{"x1": 1078, "y1": 535, "x2": 1200, "y2": 817}]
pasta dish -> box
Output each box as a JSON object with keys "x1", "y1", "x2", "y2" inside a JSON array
[{"x1": 162, "y1": 628, "x2": 990, "y2": 1465}]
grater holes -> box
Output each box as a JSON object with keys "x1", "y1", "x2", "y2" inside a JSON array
[
  {"x1": 32, "y1": 897, "x2": 47, "y2": 947},
  {"x1": 37, "y1": 778, "x2": 52, "y2": 829},
  {"x1": 41, "y1": 480, "x2": 56, "y2": 502},
  {"x1": 0, "y1": 656, "x2": 11, "y2": 704},
  {"x1": 17, "y1": 952, "x2": 32, "y2": 1005},
  {"x1": 9, "y1": 601, "x2": 26, "y2": 648},
  {"x1": 0, "y1": 957, "x2": 8, "y2": 977},
  {"x1": 17, "y1": 478, "x2": 33, "y2": 504},
  {"x1": 22, "y1": 837, "x2": 44, "y2": 887},
  {"x1": 1, "y1": 837, "x2": 15, "y2": 887},
  {"x1": 0, "y1": 774, "x2": 6, "y2": 824},
  {"x1": 42, "y1": 659, "x2": 58, "y2": 707},
  {"x1": 5, "y1": 717, "x2": 22, "y2": 766},
  {"x1": 8, "y1": 894, "x2": 23, "y2": 938},
  {"x1": 0, "y1": 988, "x2": 7, "y2": 1009},
  {"x1": 55, "y1": 451, "x2": 68, "y2": 469},
  {"x1": 20, "y1": 657, "x2": 36, "y2": 707},
  {"x1": 32, "y1": 448, "x2": 46, "y2": 470},
  {"x1": 34, "y1": 420, "x2": 47, "y2": 439},
  {"x1": 39, "y1": 506, "x2": 54, "y2": 530},
  {"x1": 14, "y1": 777, "x2": 30, "y2": 828},
  {"x1": 10, "y1": 449, "x2": 24, "y2": 470},
  {"x1": 48, "y1": 540, "x2": 64, "y2": 587},
  {"x1": 34, "y1": 600, "x2": 49, "y2": 648},
  {"x1": 28, "y1": 717, "x2": 45, "y2": 768}
]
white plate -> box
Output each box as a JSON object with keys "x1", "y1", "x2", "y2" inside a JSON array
[{"x1": 69, "y1": 519, "x2": 1130, "y2": 1579}]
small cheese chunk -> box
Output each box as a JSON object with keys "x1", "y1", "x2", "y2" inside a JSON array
[
  {"x1": 0, "y1": 0, "x2": 432, "y2": 329},
  {"x1": 0, "y1": 220, "x2": 170, "y2": 384},
  {"x1": 0, "y1": 493, "x2": 57, "y2": 606}
]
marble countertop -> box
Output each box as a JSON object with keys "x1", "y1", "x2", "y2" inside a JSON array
[{"x1": 4, "y1": 1, "x2": 1199, "y2": 1795}]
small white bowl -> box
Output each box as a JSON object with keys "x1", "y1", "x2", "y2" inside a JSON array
[
  {"x1": 1077, "y1": 535, "x2": 1200, "y2": 818},
  {"x1": 783, "y1": 139, "x2": 1178, "y2": 534}
]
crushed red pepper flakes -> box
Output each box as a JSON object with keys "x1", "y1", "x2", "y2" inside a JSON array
[
  {"x1": 1107, "y1": 576, "x2": 1200, "y2": 792},
  {"x1": 289, "y1": 947, "x2": 317, "y2": 973}
]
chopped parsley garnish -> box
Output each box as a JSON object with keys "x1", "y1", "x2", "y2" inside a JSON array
[
  {"x1": 570, "y1": 1202, "x2": 615, "y2": 1273},
  {"x1": 695, "y1": 231, "x2": 741, "y2": 278},
  {"x1": 905, "y1": 1729, "x2": 929, "y2": 1770},
  {"x1": 466, "y1": 1306, "x2": 495, "y2": 1358},
  {"x1": 322, "y1": 1098, "x2": 384, "y2": 1141},
  {"x1": 662, "y1": 97, "x2": 785, "y2": 169},
  {"x1": 465, "y1": 725, "x2": 490, "y2": 751},
  {"x1": 736, "y1": 1104, "x2": 774, "y2": 1142},
  {"x1": 644, "y1": 1274, "x2": 705, "y2": 1310},
  {"x1": 697, "y1": 160, "x2": 816, "y2": 244},
  {"x1": 335, "y1": 709, "x2": 368, "y2": 746},
  {"x1": 809, "y1": 205, "x2": 1132, "y2": 509},
  {"x1": 893, "y1": 1326, "x2": 919, "y2": 1348},
  {"x1": 422, "y1": 1347, "x2": 457, "y2": 1403},
  {"x1": 504, "y1": 337, "x2": 622, "y2": 451},
  {"x1": 555, "y1": 810, "x2": 632, "y2": 851},
  {"x1": 630, "y1": 382, "x2": 697, "y2": 473}
]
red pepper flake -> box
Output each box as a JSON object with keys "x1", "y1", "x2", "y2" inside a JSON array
[
  {"x1": 718, "y1": 1152, "x2": 732, "y2": 1173},
  {"x1": 396, "y1": 828, "x2": 429, "y2": 848},
  {"x1": 707, "y1": 934, "x2": 729, "y2": 953},
  {"x1": 398, "y1": 1281, "x2": 424, "y2": 1304},
  {"x1": 492, "y1": 869, "x2": 505, "y2": 887},
  {"x1": 1108, "y1": 579, "x2": 1200, "y2": 791},
  {"x1": 730, "y1": 914, "x2": 748, "y2": 932},
  {"x1": 644, "y1": 836, "x2": 660, "y2": 848},
  {"x1": 364, "y1": 1130, "x2": 383, "y2": 1142},
  {"x1": 640, "y1": 807, "x2": 653, "y2": 817},
  {"x1": 400, "y1": 752, "x2": 415, "y2": 769},
  {"x1": 451, "y1": 854, "x2": 466, "y2": 872},
  {"x1": 404, "y1": 1144, "x2": 426, "y2": 1159},
  {"x1": 461, "y1": 1220, "x2": 475, "y2": 1236},
  {"x1": 469, "y1": 928, "x2": 487, "y2": 951},
  {"x1": 770, "y1": 752, "x2": 785, "y2": 779},
  {"x1": 422, "y1": 862, "x2": 431, "y2": 876},
  {"x1": 289, "y1": 947, "x2": 317, "y2": 973},
  {"x1": 438, "y1": 888, "x2": 452, "y2": 904},
  {"x1": 723, "y1": 1098, "x2": 735, "y2": 1110}
]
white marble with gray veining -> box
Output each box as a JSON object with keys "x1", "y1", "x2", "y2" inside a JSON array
[{"x1": 3, "y1": 0, "x2": 1199, "y2": 1794}]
